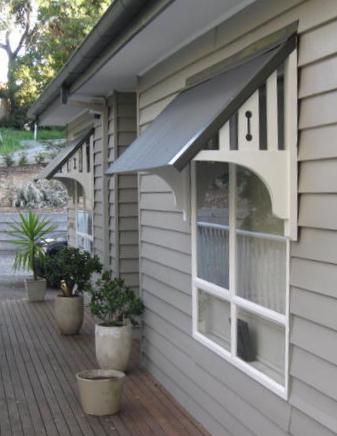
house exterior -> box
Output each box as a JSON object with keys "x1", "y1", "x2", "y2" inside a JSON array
[
  {"x1": 38, "y1": 113, "x2": 95, "y2": 251},
  {"x1": 30, "y1": 1, "x2": 337, "y2": 434}
]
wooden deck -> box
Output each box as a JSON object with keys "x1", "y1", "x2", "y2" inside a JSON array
[{"x1": 0, "y1": 296, "x2": 208, "y2": 436}]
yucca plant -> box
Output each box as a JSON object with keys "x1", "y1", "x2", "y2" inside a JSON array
[{"x1": 7, "y1": 212, "x2": 57, "y2": 280}]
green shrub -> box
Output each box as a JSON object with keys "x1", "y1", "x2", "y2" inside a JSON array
[
  {"x1": 35, "y1": 152, "x2": 46, "y2": 164},
  {"x1": 3, "y1": 153, "x2": 15, "y2": 167},
  {"x1": 88, "y1": 272, "x2": 144, "y2": 326},
  {"x1": 18, "y1": 152, "x2": 28, "y2": 166},
  {"x1": 45, "y1": 246, "x2": 102, "y2": 296}
]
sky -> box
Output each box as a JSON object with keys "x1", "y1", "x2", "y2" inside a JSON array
[
  {"x1": 0, "y1": 1, "x2": 38, "y2": 84},
  {"x1": 0, "y1": 30, "x2": 23, "y2": 84}
]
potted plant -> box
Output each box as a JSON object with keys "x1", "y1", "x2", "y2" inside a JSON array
[
  {"x1": 7, "y1": 211, "x2": 56, "y2": 302},
  {"x1": 45, "y1": 246, "x2": 102, "y2": 335},
  {"x1": 88, "y1": 272, "x2": 144, "y2": 371}
]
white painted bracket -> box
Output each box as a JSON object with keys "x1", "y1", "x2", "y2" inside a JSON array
[
  {"x1": 152, "y1": 166, "x2": 190, "y2": 221},
  {"x1": 196, "y1": 149, "x2": 288, "y2": 219}
]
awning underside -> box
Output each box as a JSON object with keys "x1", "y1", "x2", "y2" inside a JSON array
[
  {"x1": 37, "y1": 128, "x2": 93, "y2": 180},
  {"x1": 106, "y1": 37, "x2": 295, "y2": 175}
]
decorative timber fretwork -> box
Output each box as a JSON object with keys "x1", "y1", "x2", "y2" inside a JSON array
[{"x1": 195, "y1": 50, "x2": 297, "y2": 240}]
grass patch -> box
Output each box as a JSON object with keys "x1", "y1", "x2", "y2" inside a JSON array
[{"x1": 0, "y1": 128, "x2": 65, "y2": 155}]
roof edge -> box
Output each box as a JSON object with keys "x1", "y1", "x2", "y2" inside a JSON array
[{"x1": 28, "y1": 0, "x2": 170, "y2": 121}]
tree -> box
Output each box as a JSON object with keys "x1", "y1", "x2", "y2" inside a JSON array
[
  {"x1": 0, "y1": 0, "x2": 37, "y2": 125},
  {"x1": 0, "y1": 0, "x2": 110, "y2": 127}
]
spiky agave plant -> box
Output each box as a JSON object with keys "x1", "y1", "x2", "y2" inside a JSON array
[{"x1": 7, "y1": 212, "x2": 57, "y2": 280}]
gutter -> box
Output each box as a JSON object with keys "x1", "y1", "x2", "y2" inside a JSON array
[{"x1": 28, "y1": 0, "x2": 173, "y2": 121}]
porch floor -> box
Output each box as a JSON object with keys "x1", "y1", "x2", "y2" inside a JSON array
[{"x1": 0, "y1": 293, "x2": 208, "y2": 436}]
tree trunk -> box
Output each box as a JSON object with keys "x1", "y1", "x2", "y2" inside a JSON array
[{"x1": 6, "y1": 55, "x2": 18, "y2": 118}]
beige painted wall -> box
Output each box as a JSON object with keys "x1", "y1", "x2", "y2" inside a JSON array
[{"x1": 137, "y1": 1, "x2": 337, "y2": 435}]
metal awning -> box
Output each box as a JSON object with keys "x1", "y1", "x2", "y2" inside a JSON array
[
  {"x1": 106, "y1": 36, "x2": 296, "y2": 175},
  {"x1": 37, "y1": 128, "x2": 93, "y2": 180}
]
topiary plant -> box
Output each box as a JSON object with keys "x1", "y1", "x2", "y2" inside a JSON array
[
  {"x1": 88, "y1": 272, "x2": 144, "y2": 326},
  {"x1": 45, "y1": 246, "x2": 102, "y2": 297}
]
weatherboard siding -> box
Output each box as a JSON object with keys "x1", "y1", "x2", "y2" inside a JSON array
[
  {"x1": 85, "y1": 92, "x2": 139, "y2": 283},
  {"x1": 115, "y1": 93, "x2": 139, "y2": 289},
  {"x1": 107, "y1": 101, "x2": 116, "y2": 274},
  {"x1": 93, "y1": 116, "x2": 105, "y2": 261},
  {"x1": 138, "y1": 1, "x2": 337, "y2": 435}
]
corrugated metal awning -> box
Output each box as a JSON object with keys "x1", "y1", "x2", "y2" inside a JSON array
[
  {"x1": 37, "y1": 128, "x2": 93, "y2": 180},
  {"x1": 106, "y1": 36, "x2": 296, "y2": 175}
]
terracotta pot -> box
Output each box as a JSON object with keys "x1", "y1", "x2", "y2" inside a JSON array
[
  {"x1": 95, "y1": 323, "x2": 132, "y2": 371},
  {"x1": 54, "y1": 295, "x2": 84, "y2": 335},
  {"x1": 24, "y1": 278, "x2": 46, "y2": 302},
  {"x1": 76, "y1": 369, "x2": 125, "y2": 416}
]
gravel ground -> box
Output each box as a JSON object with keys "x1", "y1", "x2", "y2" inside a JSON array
[{"x1": 11, "y1": 139, "x2": 65, "y2": 165}]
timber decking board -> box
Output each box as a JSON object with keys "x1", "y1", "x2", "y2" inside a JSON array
[{"x1": 0, "y1": 296, "x2": 208, "y2": 436}]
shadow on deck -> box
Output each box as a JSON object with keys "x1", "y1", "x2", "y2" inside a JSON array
[{"x1": 0, "y1": 295, "x2": 208, "y2": 436}]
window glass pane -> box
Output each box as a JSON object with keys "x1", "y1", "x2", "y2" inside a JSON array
[
  {"x1": 196, "y1": 162, "x2": 229, "y2": 288},
  {"x1": 87, "y1": 213, "x2": 93, "y2": 236},
  {"x1": 77, "y1": 210, "x2": 92, "y2": 235},
  {"x1": 236, "y1": 234, "x2": 287, "y2": 313},
  {"x1": 236, "y1": 308, "x2": 285, "y2": 385},
  {"x1": 236, "y1": 166, "x2": 283, "y2": 235},
  {"x1": 77, "y1": 183, "x2": 85, "y2": 208},
  {"x1": 77, "y1": 210, "x2": 84, "y2": 232},
  {"x1": 236, "y1": 166, "x2": 286, "y2": 313},
  {"x1": 198, "y1": 289, "x2": 231, "y2": 351},
  {"x1": 77, "y1": 234, "x2": 92, "y2": 254}
]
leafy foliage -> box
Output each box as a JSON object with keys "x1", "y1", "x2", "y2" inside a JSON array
[
  {"x1": 0, "y1": 127, "x2": 64, "y2": 154},
  {"x1": 0, "y1": 0, "x2": 37, "y2": 125},
  {"x1": 0, "y1": 1, "x2": 109, "y2": 125},
  {"x1": 44, "y1": 246, "x2": 102, "y2": 297},
  {"x1": 18, "y1": 151, "x2": 28, "y2": 165},
  {"x1": 2, "y1": 153, "x2": 15, "y2": 167},
  {"x1": 34, "y1": 151, "x2": 45, "y2": 164},
  {"x1": 7, "y1": 211, "x2": 57, "y2": 280},
  {"x1": 88, "y1": 272, "x2": 144, "y2": 326},
  {"x1": 0, "y1": 0, "x2": 110, "y2": 125}
]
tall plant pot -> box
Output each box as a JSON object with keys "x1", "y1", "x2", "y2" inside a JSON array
[
  {"x1": 95, "y1": 323, "x2": 132, "y2": 371},
  {"x1": 55, "y1": 295, "x2": 84, "y2": 335},
  {"x1": 76, "y1": 369, "x2": 125, "y2": 416},
  {"x1": 25, "y1": 278, "x2": 46, "y2": 302}
]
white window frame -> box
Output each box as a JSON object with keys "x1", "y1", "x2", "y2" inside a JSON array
[
  {"x1": 190, "y1": 47, "x2": 297, "y2": 399},
  {"x1": 191, "y1": 161, "x2": 290, "y2": 400},
  {"x1": 75, "y1": 208, "x2": 93, "y2": 254}
]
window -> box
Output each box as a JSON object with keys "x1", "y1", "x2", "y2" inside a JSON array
[
  {"x1": 76, "y1": 210, "x2": 93, "y2": 254},
  {"x1": 192, "y1": 161, "x2": 289, "y2": 397}
]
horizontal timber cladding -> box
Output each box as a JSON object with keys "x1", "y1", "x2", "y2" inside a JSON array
[
  {"x1": 92, "y1": 116, "x2": 105, "y2": 261},
  {"x1": 106, "y1": 92, "x2": 139, "y2": 288},
  {"x1": 137, "y1": 0, "x2": 337, "y2": 434}
]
